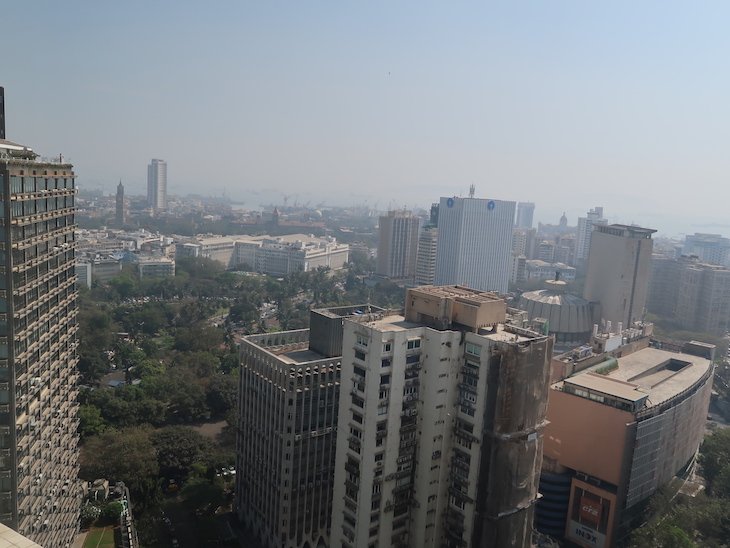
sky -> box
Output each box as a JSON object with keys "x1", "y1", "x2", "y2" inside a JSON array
[{"x1": 3, "y1": 2, "x2": 730, "y2": 237}]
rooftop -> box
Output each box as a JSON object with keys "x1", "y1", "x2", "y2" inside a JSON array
[{"x1": 561, "y1": 347, "x2": 712, "y2": 411}]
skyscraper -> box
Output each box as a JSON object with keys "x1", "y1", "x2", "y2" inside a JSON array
[
  {"x1": 0, "y1": 89, "x2": 80, "y2": 546},
  {"x1": 414, "y1": 227, "x2": 438, "y2": 285},
  {"x1": 330, "y1": 286, "x2": 552, "y2": 548},
  {"x1": 515, "y1": 201, "x2": 535, "y2": 229},
  {"x1": 236, "y1": 305, "x2": 377, "y2": 548},
  {"x1": 575, "y1": 207, "x2": 606, "y2": 266},
  {"x1": 376, "y1": 211, "x2": 420, "y2": 279},
  {"x1": 583, "y1": 224, "x2": 656, "y2": 329},
  {"x1": 434, "y1": 196, "x2": 515, "y2": 293},
  {"x1": 146, "y1": 159, "x2": 167, "y2": 211},
  {"x1": 115, "y1": 180, "x2": 125, "y2": 226}
]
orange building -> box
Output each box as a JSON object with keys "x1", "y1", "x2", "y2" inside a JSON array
[{"x1": 537, "y1": 346, "x2": 713, "y2": 547}]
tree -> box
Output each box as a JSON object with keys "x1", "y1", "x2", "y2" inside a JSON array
[
  {"x1": 100, "y1": 501, "x2": 125, "y2": 524},
  {"x1": 80, "y1": 427, "x2": 159, "y2": 503},
  {"x1": 78, "y1": 405, "x2": 107, "y2": 440},
  {"x1": 132, "y1": 358, "x2": 166, "y2": 380},
  {"x1": 206, "y1": 374, "x2": 238, "y2": 417},
  {"x1": 80, "y1": 504, "x2": 101, "y2": 529},
  {"x1": 700, "y1": 429, "x2": 730, "y2": 494},
  {"x1": 151, "y1": 426, "x2": 213, "y2": 482},
  {"x1": 180, "y1": 477, "x2": 225, "y2": 516}
]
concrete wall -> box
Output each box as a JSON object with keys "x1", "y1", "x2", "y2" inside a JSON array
[{"x1": 543, "y1": 389, "x2": 634, "y2": 487}]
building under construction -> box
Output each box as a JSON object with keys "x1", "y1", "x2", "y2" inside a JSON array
[{"x1": 330, "y1": 286, "x2": 553, "y2": 548}]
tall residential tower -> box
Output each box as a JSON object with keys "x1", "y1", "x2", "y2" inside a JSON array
[
  {"x1": 0, "y1": 88, "x2": 81, "y2": 546},
  {"x1": 331, "y1": 286, "x2": 553, "y2": 548},
  {"x1": 376, "y1": 211, "x2": 420, "y2": 280},
  {"x1": 146, "y1": 159, "x2": 167, "y2": 211}
]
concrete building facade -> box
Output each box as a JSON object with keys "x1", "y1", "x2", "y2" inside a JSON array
[
  {"x1": 648, "y1": 256, "x2": 730, "y2": 334},
  {"x1": 515, "y1": 202, "x2": 535, "y2": 229},
  {"x1": 146, "y1": 159, "x2": 167, "y2": 211},
  {"x1": 331, "y1": 286, "x2": 552, "y2": 548},
  {"x1": 236, "y1": 306, "x2": 381, "y2": 548},
  {"x1": 377, "y1": 211, "x2": 420, "y2": 280},
  {"x1": 414, "y1": 227, "x2": 438, "y2": 286},
  {"x1": 583, "y1": 225, "x2": 655, "y2": 329},
  {"x1": 434, "y1": 197, "x2": 515, "y2": 293},
  {"x1": 0, "y1": 134, "x2": 81, "y2": 545},
  {"x1": 136, "y1": 256, "x2": 175, "y2": 278},
  {"x1": 575, "y1": 207, "x2": 606, "y2": 266}
]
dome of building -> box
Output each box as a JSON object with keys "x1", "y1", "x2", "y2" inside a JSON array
[{"x1": 519, "y1": 279, "x2": 594, "y2": 346}]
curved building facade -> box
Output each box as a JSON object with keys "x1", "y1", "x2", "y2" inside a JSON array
[
  {"x1": 541, "y1": 346, "x2": 713, "y2": 547},
  {"x1": 519, "y1": 280, "x2": 594, "y2": 346}
]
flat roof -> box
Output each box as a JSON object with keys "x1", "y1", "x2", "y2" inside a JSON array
[
  {"x1": 562, "y1": 347, "x2": 711, "y2": 408},
  {"x1": 360, "y1": 313, "x2": 541, "y2": 343},
  {"x1": 409, "y1": 285, "x2": 503, "y2": 304},
  {"x1": 565, "y1": 373, "x2": 648, "y2": 403},
  {"x1": 0, "y1": 523, "x2": 42, "y2": 547}
]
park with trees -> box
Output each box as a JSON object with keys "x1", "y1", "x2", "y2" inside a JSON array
[{"x1": 76, "y1": 253, "x2": 403, "y2": 545}]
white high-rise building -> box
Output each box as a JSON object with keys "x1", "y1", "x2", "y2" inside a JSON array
[
  {"x1": 147, "y1": 158, "x2": 167, "y2": 211},
  {"x1": 415, "y1": 227, "x2": 438, "y2": 285},
  {"x1": 575, "y1": 206, "x2": 606, "y2": 265},
  {"x1": 515, "y1": 201, "x2": 535, "y2": 229},
  {"x1": 331, "y1": 286, "x2": 552, "y2": 548},
  {"x1": 434, "y1": 196, "x2": 515, "y2": 293}
]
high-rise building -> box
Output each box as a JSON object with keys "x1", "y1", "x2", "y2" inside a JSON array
[
  {"x1": 682, "y1": 233, "x2": 730, "y2": 266},
  {"x1": 575, "y1": 207, "x2": 606, "y2": 266},
  {"x1": 583, "y1": 224, "x2": 655, "y2": 329},
  {"x1": 648, "y1": 256, "x2": 730, "y2": 334},
  {"x1": 434, "y1": 197, "x2": 515, "y2": 293},
  {"x1": 0, "y1": 90, "x2": 81, "y2": 546},
  {"x1": 376, "y1": 211, "x2": 420, "y2": 279},
  {"x1": 236, "y1": 305, "x2": 379, "y2": 548},
  {"x1": 146, "y1": 158, "x2": 167, "y2": 211},
  {"x1": 331, "y1": 286, "x2": 553, "y2": 548},
  {"x1": 515, "y1": 201, "x2": 535, "y2": 229},
  {"x1": 115, "y1": 180, "x2": 125, "y2": 226},
  {"x1": 415, "y1": 227, "x2": 438, "y2": 285}
]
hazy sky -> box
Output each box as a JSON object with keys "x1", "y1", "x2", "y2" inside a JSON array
[{"x1": 3, "y1": 2, "x2": 729, "y2": 237}]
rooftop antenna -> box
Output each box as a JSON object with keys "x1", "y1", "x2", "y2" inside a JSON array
[{"x1": 469, "y1": 184, "x2": 475, "y2": 199}]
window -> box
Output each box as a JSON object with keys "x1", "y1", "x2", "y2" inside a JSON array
[
  {"x1": 380, "y1": 374, "x2": 390, "y2": 385},
  {"x1": 375, "y1": 452, "x2": 384, "y2": 462},
  {"x1": 352, "y1": 411, "x2": 363, "y2": 424},
  {"x1": 383, "y1": 342, "x2": 392, "y2": 352},
  {"x1": 356, "y1": 334, "x2": 369, "y2": 347},
  {"x1": 355, "y1": 350, "x2": 366, "y2": 361},
  {"x1": 354, "y1": 365, "x2": 366, "y2": 377},
  {"x1": 381, "y1": 358, "x2": 391, "y2": 368},
  {"x1": 407, "y1": 339, "x2": 421, "y2": 350},
  {"x1": 465, "y1": 342, "x2": 481, "y2": 356}
]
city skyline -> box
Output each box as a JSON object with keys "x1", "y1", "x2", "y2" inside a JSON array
[{"x1": 2, "y1": 3, "x2": 730, "y2": 238}]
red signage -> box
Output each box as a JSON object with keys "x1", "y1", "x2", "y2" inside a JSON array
[{"x1": 580, "y1": 495, "x2": 602, "y2": 527}]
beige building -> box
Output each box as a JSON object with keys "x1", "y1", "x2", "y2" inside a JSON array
[
  {"x1": 177, "y1": 234, "x2": 349, "y2": 275},
  {"x1": 538, "y1": 345, "x2": 713, "y2": 547},
  {"x1": 377, "y1": 211, "x2": 420, "y2": 280},
  {"x1": 331, "y1": 286, "x2": 553, "y2": 548},
  {"x1": 583, "y1": 225, "x2": 655, "y2": 329}
]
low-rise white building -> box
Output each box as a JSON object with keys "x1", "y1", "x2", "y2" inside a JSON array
[{"x1": 137, "y1": 256, "x2": 176, "y2": 278}]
